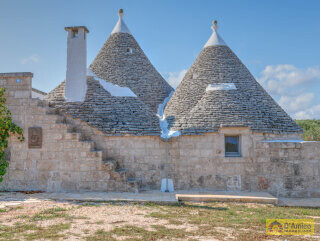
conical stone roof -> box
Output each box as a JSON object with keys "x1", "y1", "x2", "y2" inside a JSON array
[
  {"x1": 45, "y1": 77, "x2": 161, "y2": 136},
  {"x1": 164, "y1": 21, "x2": 302, "y2": 135},
  {"x1": 46, "y1": 9, "x2": 173, "y2": 136},
  {"x1": 89, "y1": 9, "x2": 173, "y2": 113}
]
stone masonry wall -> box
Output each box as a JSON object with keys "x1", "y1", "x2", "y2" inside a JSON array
[
  {"x1": 0, "y1": 73, "x2": 138, "y2": 192},
  {"x1": 1, "y1": 73, "x2": 319, "y2": 197},
  {"x1": 168, "y1": 130, "x2": 320, "y2": 198},
  {"x1": 73, "y1": 121, "x2": 320, "y2": 197}
]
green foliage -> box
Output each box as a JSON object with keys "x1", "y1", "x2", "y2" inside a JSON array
[
  {"x1": 296, "y1": 119, "x2": 320, "y2": 141},
  {"x1": 0, "y1": 87, "x2": 24, "y2": 182}
]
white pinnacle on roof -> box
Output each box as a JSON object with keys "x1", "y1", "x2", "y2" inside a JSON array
[
  {"x1": 204, "y1": 20, "x2": 226, "y2": 48},
  {"x1": 111, "y1": 9, "x2": 131, "y2": 35}
]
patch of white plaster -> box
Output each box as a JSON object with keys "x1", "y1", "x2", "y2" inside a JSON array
[
  {"x1": 157, "y1": 91, "x2": 181, "y2": 139},
  {"x1": 87, "y1": 69, "x2": 136, "y2": 97},
  {"x1": 261, "y1": 140, "x2": 316, "y2": 143},
  {"x1": 206, "y1": 83, "x2": 236, "y2": 92}
]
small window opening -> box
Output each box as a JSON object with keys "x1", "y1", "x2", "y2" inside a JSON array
[
  {"x1": 127, "y1": 48, "x2": 133, "y2": 54},
  {"x1": 72, "y1": 30, "x2": 79, "y2": 38},
  {"x1": 16, "y1": 79, "x2": 22, "y2": 83},
  {"x1": 225, "y1": 136, "x2": 241, "y2": 157}
]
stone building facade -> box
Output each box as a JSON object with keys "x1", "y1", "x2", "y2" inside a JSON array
[
  {"x1": 1, "y1": 73, "x2": 319, "y2": 197},
  {"x1": 1, "y1": 10, "x2": 319, "y2": 197}
]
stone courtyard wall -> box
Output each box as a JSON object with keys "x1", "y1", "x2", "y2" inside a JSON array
[{"x1": 1, "y1": 73, "x2": 319, "y2": 197}]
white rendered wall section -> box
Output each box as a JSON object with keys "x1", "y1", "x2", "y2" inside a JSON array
[{"x1": 65, "y1": 29, "x2": 87, "y2": 102}]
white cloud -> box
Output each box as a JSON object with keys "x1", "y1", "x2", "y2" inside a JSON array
[
  {"x1": 258, "y1": 64, "x2": 320, "y2": 95},
  {"x1": 21, "y1": 54, "x2": 39, "y2": 65},
  {"x1": 278, "y1": 93, "x2": 314, "y2": 112},
  {"x1": 294, "y1": 105, "x2": 320, "y2": 120},
  {"x1": 257, "y1": 64, "x2": 320, "y2": 119},
  {"x1": 167, "y1": 69, "x2": 187, "y2": 89}
]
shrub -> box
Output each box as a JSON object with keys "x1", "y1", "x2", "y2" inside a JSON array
[
  {"x1": 295, "y1": 119, "x2": 320, "y2": 141},
  {"x1": 0, "y1": 88, "x2": 24, "y2": 182}
]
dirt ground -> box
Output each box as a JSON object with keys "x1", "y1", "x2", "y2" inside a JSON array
[{"x1": 0, "y1": 199, "x2": 319, "y2": 240}]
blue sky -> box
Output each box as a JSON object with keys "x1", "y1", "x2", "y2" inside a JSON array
[{"x1": 1, "y1": 0, "x2": 320, "y2": 119}]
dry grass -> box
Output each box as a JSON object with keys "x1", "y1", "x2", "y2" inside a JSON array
[{"x1": 0, "y1": 199, "x2": 319, "y2": 240}]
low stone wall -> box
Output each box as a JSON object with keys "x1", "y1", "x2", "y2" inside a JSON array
[{"x1": 1, "y1": 73, "x2": 319, "y2": 197}]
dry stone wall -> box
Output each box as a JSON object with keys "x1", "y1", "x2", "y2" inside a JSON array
[
  {"x1": 72, "y1": 122, "x2": 320, "y2": 197},
  {"x1": 167, "y1": 131, "x2": 320, "y2": 198},
  {"x1": 0, "y1": 73, "x2": 139, "y2": 192},
  {"x1": 1, "y1": 73, "x2": 319, "y2": 197}
]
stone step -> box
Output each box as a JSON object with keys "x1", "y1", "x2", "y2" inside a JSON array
[
  {"x1": 114, "y1": 168, "x2": 128, "y2": 180},
  {"x1": 41, "y1": 99, "x2": 145, "y2": 193},
  {"x1": 138, "y1": 187, "x2": 152, "y2": 192},
  {"x1": 115, "y1": 168, "x2": 128, "y2": 174},
  {"x1": 88, "y1": 149, "x2": 103, "y2": 158},
  {"x1": 67, "y1": 126, "x2": 81, "y2": 134},
  {"x1": 103, "y1": 159, "x2": 118, "y2": 166},
  {"x1": 102, "y1": 159, "x2": 118, "y2": 171},
  {"x1": 56, "y1": 117, "x2": 68, "y2": 124},
  {"x1": 176, "y1": 193, "x2": 278, "y2": 205},
  {"x1": 126, "y1": 178, "x2": 143, "y2": 193},
  {"x1": 64, "y1": 132, "x2": 81, "y2": 141},
  {"x1": 78, "y1": 139, "x2": 94, "y2": 144},
  {"x1": 36, "y1": 100, "x2": 49, "y2": 107},
  {"x1": 126, "y1": 186, "x2": 139, "y2": 193},
  {"x1": 29, "y1": 99, "x2": 44, "y2": 107},
  {"x1": 78, "y1": 135, "x2": 93, "y2": 142},
  {"x1": 126, "y1": 177, "x2": 142, "y2": 184},
  {"x1": 46, "y1": 108, "x2": 60, "y2": 115},
  {"x1": 76, "y1": 141, "x2": 95, "y2": 150},
  {"x1": 90, "y1": 148, "x2": 103, "y2": 153}
]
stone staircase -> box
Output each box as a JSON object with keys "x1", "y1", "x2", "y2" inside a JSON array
[{"x1": 36, "y1": 99, "x2": 143, "y2": 193}]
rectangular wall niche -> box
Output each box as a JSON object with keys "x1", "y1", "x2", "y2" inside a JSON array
[{"x1": 28, "y1": 127, "x2": 42, "y2": 149}]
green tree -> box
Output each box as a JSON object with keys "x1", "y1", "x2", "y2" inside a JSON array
[
  {"x1": 296, "y1": 119, "x2": 320, "y2": 141},
  {"x1": 0, "y1": 88, "x2": 24, "y2": 182}
]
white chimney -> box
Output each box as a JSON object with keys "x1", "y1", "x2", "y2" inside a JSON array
[{"x1": 64, "y1": 26, "x2": 89, "y2": 102}]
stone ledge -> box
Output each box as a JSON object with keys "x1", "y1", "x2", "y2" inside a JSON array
[
  {"x1": 278, "y1": 198, "x2": 320, "y2": 208},
  {"x1": 176, "y1": 192, "x2": 278, "y2": 205},
  {"x1": 0, "y1": 191, "x2": 178, "y2": 204},
  {"x1": 0, "y1": 72, "x2": 33, "y2": 77}
]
